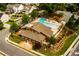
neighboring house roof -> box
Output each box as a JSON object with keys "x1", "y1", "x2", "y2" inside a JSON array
[
  {"x1": 24, "y1": 4, "x2": 33, "y2": 14},
  {"x1": 25, "y1": 4, "x2": 32, "y2": 10},
  {"x1": 12, "y1": 4, "x2": 24, "y2": 13},
  {"x1": 1, "y1": 14, "x2": 10, "y2": 23},
  {"x1": 28, "y1": 6, "x2": 37, "y2": 13},
  {"x1": 56, "y1": 11, "x2": 72, "y2": 24},
  {"x1": 14, "y1": 4, "x2": 21, "y2": 8},
  {"x1": 6, "y1": 4, "x2": 15, "y2": 14},
  {"x1": 31, "y1": 22, "x2": 53, "y2": 37},
  {"x1": 18, "y1": 30, "x2": 45, "y2": 43},
  {"x1": 6, "y1": 4, "x2": 33, "y2": 14},
  {"x1": 7, "y1": 4, "x2": 13, "y2": 9},
  {"x1": 6, "y1": 8, "x2": 14, "y2": 14},
  {"x1": 18, "y1": 4, "x2": 24, "y2": 11}
]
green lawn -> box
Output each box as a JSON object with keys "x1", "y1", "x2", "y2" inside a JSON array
[
  {"x1": 9, "y1": 35, "x2": 24, "y2": 43},
  {"x1": 52, "y1": 33, "x2": 77, "y2": 56},
  {"x1": 6, "y1": 21, "x2": 14, "y2": 25},
  {"x1": 37, "y1": 33, "x2": 78, "y2": 56}
]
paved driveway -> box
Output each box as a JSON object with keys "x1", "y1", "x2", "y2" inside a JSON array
[{"x1": 0, "y1": 29, "x2": 33, "y2": 56}]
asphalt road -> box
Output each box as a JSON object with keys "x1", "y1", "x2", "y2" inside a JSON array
[
  {"x1": 0, "y1": 29, "x2": 33, "y2": 56},
  {"x1": 71, "y1": 43, "x2": 79, "y2": 56}
]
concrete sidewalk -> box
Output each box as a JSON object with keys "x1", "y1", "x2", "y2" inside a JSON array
[{"x1": 6, "y1": 34, "x2": 45, "y2": 56}]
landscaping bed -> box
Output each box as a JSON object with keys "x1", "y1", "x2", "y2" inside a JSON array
[
  {"x1": 9, "y1": 35, "x2": 24, "y2": 44},
  {"x1": 52, "y1": 33, "x2": 77, "y2": 56},
  {"x1": 36, "y1": 33, "x2": 78, "y2": 56}
]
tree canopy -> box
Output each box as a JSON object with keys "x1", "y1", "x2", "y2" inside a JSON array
[
  {"x1": 0, "y1": 4, "x2": 7, "y2": 11},
  {"x1": 66, "y1": 15, "x2": 79, "y2": 30},
  {"x1": 48, "y1": 36, "x2": 56, "y2": 45},
  {"x1": 74, "y1": 18, "x2": 79, "y2": 30},
  {"x1": 10, "y1": 22, "x2": 20, "y2": 33},
  {"x1": 0, "y1": 20, "x2": 3, "y2": 30},
  {"x1": 30, "y1": 9, "x2": 38, "y2": 19},
  {"x1": 22, "y1": 14, "x2": 30, "y2": 25},
  {"x1": 66, "y1": 15, "x2": 76, "y2": 29},
  {"x1": 38, "y1": 3, "x2": 79, "y2": 13}
]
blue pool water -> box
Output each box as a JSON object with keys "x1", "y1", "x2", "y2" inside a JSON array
[
  {"x1": 39, "y1": 18, "x2": 58, "y2": 29},
  {"x1": 39, "y1": 18, "x2": 46, "y2": 24}
]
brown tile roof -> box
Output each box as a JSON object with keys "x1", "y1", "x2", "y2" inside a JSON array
[
  {"x1": 18, "y1": 30, "x2": 45, "y2": 43},
  {"x1": 32, "y1": 22, "x2": 53, "y2": 37}
]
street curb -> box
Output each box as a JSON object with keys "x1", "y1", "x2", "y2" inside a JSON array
[
  {"x1": 63, "y1": 35, "x2": 79, "y2": 56},
  {"x1": 0, "y1": 51, "x2": 8, "y2": 56},
  {"x1": 68, "y1": 40, "x2": 79, "y2": 56},
  {"x1": 6, "y1": 33, "x2": 45, "y2": 56}
]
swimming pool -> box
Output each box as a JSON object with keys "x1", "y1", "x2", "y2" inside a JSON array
[{"x1": 39, "y1": 18, "x2": 60, "y2": 30}]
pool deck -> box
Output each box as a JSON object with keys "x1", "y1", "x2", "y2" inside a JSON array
[
  {"x1": 32, "y1": 18, "x2": 62, "y2": 35},
  {"x1": 31, "y1": 18, "x2": 40, "y2": 23}
]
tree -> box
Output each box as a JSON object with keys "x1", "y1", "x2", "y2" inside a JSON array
[
  {"x1": 39, "y1": 3, "x2": 68, "y2": 13},
  {"x1": 0, "y1": 20, "x2": 3, "y2": 30},
  {"x1": 0, "y1": 4, "x2": 7, "y2": 11},
  {"x1": 22, "y1": 14, "x2": 30, "y2": 25},
  {"x1": 43, "y1": 10, "x2": 49, "y2": 18},
  {"x1": 48, "y1": 36, "x2": 56, "y2": 45},
  {"x1": 10, "y1": 22, "x2": 20, "y2": 33},
  {"x1": 66, "y1": 4, "x2": 79, "y2": 12},
  {"x1": 30, "y1": 9, "x2": 38, "y2": 19},
  {"x1": 38, "y1": 4, "x2": 79, "y2": 13},
  {"x1": 66, "y1": 15, "x2": 76, "y2": 29},
  {"x1": 74, "y1": 18, "x2": 79, "y2": 30},
  {"x1": 38, "y1": 10, "x2": 49, "y2": 18},
  {"x1": 39, "y1": 4, "x2": 54, "y2": 13}
]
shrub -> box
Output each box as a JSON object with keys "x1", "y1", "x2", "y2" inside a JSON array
[
  {"x1": 10, "y1": 22, "x2": 20, "y2": 33},
  {"x1": 0, "y1": 20, "x2": 3, "y2": 30},
  {"x1": 22, "y1": 14, "x2": 30, "y2": 25}
]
